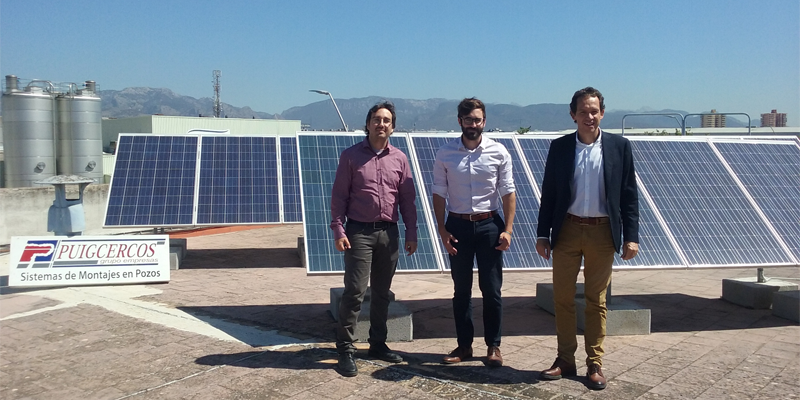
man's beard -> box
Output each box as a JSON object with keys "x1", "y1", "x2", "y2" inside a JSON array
[{"x1": 462, "y1": 126, "x2": 482, "y2": 141}]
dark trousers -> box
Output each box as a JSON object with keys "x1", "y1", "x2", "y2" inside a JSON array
[
  {"x1": 336, "y1": 222, "x2": 400, "y2": 354},
  {"x1": 446, "y1": 214, "x2": 504, "y2": 348}
]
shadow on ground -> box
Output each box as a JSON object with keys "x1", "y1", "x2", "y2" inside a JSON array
[
  {"x1": 178, "y1": 293, "x2": 794, "y2": 347},
  {"x1": 181, "y1": 248, "x2": 301, "y2": 269}
]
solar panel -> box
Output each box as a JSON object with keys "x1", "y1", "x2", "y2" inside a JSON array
[
  {"x1": 298, "y1": 133, "x2": 441, "y2": 273},
  {"x1": 515, "y1": 136, "x2": 686, "y2": 268},
  {"x1": 713, "y1": 140, "x2": 800, "y2": 263},
  {"x1": 196, "y1": 136, "x2": 280, "y2": 224},
  {"x1": 494, "y1": 137, "x2": 551, "y2": 269},
  {"x1": 631, "y1": 139, "x2": 794, "y2": 267},
  {"x1": 280, "y1": 137, "x2": 303, "y2": 223},
  {"x1": 408, "y1": 135, "x2": 454, "y2": 262},
  {"x1": 105, "y1": 135, "x2": 197, "y2": 227},
  {"x1": 515, "y1": 136, "x2": 551, "y2": 190}
]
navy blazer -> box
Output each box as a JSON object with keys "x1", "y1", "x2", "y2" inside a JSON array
[{"x1": 536, "y1": 130, "x2": 639, "y2": 253}]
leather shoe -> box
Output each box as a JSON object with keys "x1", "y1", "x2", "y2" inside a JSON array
[
  {"x1": 486, "y1": 346, "x2": 503, "y2": 367},
  {"x1": 368, "y1": 343, "x2": 403, "y2": 363},
  {"x1": 539, "y1": 358, "x2": 577, "y2": 380},
  {"x1": 442, "y1": 346, "x2": 473, "y2": 364},
  {"x1": 335, "y1": 353, "x2": 357, "y2": 377},
  {"x1": 586, "y1": 364, "x2": 606, "y2": 390}
]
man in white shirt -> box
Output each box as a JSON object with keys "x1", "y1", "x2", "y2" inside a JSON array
[
  {"x1": 536, "y1": 87, "x2": 639, "y2": 390},
  {"x1": 432, "y1": 97, "x2": 517, "y2": 368}
]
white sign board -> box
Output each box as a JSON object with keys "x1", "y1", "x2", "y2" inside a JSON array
[{"x1": 9, "y1": 235, "x2": 171, "y2": 287}]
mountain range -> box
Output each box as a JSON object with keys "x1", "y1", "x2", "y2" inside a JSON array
[{"x1": 97, "y1": 87, "x2": 746, "y2": 132}]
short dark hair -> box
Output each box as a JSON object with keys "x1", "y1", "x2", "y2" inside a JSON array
[
  {"x1": 457, "y1": 97, "x2": 486, "y2": 119},
  {"x1": 364, "y1": 101, "x2": 396, "y2": 135},
  {"x1": 570, "y1": 87, "x2": 605, "y2": 114}
]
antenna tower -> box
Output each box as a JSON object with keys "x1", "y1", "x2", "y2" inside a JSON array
[{"x1": 212, "y1": 70, "x2": 222, "y2": 118}]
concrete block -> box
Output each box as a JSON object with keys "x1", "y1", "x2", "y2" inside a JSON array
[
  {"x1": 330, "y1": 287, "x2": 395, "y2": 321},
  {"x1": 772, "y1": 290, "x2": 800, "y2": 323},
  {"x1": 169, "y1": 252, "x2": 179, "y2": 270},
  {"x1": 297, "y1": 236, "x2": 305, "y2": 269},
  {"x1": 351, "y1": 301, "x2": 413, "y2": 342},
  {"x1": 576, "y1": 297, "x2": 651, "y2": 335},
  {"x1": 536, "y1": 283, "x2": 650, "y2": 336},
  {"x1": 169, "y1": 238, "x2": 187, "y2": 261},
  {"x1": 722, "y1": 278, "x2": 798, "y2": 309}
]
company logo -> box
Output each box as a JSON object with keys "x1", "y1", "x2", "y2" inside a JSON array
[{"x1": 18, "y1": 240, "x2": 59, "y2": 268}]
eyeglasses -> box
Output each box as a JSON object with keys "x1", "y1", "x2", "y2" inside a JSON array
[{"x1": 461, "y1": 117, "x2": 484, "y2": 125}]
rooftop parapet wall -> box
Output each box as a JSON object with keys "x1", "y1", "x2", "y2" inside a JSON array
[{"x1": 0, "y1": 183, "x2": 122, "y2": 244}]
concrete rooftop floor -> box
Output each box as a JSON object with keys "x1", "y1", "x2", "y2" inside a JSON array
[{"x1": 1, "y1": 224, "x2": 798, "y2": 400}]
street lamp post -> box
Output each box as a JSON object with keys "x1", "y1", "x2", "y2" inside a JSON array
[{"x1": 309, "y1": 89, "x2": 348, "y2": 131}]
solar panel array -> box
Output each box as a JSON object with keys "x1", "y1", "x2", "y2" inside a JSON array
[
  {"x1": 105, "y1": 134, "x2": 301, "y2": 227},
  {"x1": 299, "y1": 133, "x2": 799, "y2": 273},
  {"x1": 103, "y1": 132, "x2": 799, "y2": 273}
]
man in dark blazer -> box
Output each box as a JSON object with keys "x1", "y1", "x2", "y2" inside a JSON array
[{"x1": 535, "y1": 87, "x2": 639, "y2": 390}]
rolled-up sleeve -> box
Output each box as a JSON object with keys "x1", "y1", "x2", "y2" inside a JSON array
[
  {"x1": 497, "y1": 147, "x2": 515, "y2": 197},
  {"x1": 431, "y1": 156, "x2": 448, "y2": 199},
  {"x1": 330, "y1": 151, "x2": 351, "y2": 240}
]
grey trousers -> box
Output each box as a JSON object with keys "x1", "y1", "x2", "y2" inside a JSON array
[{"x1": 336, "y1": 222, "x2": 400, "y2": 354}]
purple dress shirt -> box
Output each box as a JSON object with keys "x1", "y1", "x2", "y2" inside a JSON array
[{"x1": 330, "y1": 138, "x2": 418, "y2": 242}]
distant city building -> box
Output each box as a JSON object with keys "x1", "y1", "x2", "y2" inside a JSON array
[
  {"x1": 760, "y1": 109, "x2": 787, "y2": 127},
  {"x1": 701, "y1": 109, "x2": 726, "y2": 128}
]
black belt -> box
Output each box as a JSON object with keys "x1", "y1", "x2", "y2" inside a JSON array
[
  {"x1": 448, "y1": 210, "x2": 498, "y2": 222},
  {"x1": 348, "y1": 219, "x2": 397, "y2": 229},
  {"x1": 566, "y1": 213, "x2": 609, "y2": 225}
]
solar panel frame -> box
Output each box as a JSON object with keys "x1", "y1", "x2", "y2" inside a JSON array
[
  {"x1": 628, "y1": 137, "x2": 795, "y2": 268},
  {"x1": 515, "y1": 135, "x2": 688, "y2": 269},
  {"x1": 298, "y1": 132, "x2": 443, "y2": 274},
  {"x1": 279, "y1": 136, "x2": 303, "y2": 223},
  {"x1": 195, "y1": 135, "x2": 281, "y2": 225},
  {"x1": 711, "y1": 139, "x2": 800, "y2": 264},
  {"x1": 407, "y1": 134, "x2": 459, "y2": 264},
  {"x1": 104, "y1": 134, "x2": 198, "y2": 228}
]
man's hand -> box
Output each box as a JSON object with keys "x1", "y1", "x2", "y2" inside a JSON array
[
  {"x1": 438, "y1": 228, "x2": 458, "y2": 256},
  {"x1": 535, "y1": 238, "x2": 551, "y2": 260},
  {"x1": 495, "y1": 231, "x2": 512, "y2": 251},
  {"x1": 621, "y1": 241, "x2": 639, "y2": 260},
  {"x1": 335, "y1": 237, "x2": 351, "y2": 252},
  {"x1": 405, "y1": 241, "x2": 417, "y2": 256}
]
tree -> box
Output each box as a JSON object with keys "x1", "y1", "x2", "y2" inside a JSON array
[{"x1": 516, "y1": 126, "x2": 531, "y2": 134}]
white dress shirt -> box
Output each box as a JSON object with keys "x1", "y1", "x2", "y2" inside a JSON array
[
  {"x1": 432, "y1": 136, "x2": 515, "y2": 214},
  {"x1": 568, "y1": 131, "x2": 608, "y2": 217}
]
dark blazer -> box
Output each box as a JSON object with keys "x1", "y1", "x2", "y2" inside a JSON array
[{"x1": 536, "y1": 130, "x2": 639, "y2": 253}]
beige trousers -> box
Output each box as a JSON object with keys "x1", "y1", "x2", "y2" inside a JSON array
[{"x1": 552, "y1": 217, "x2": 615, "y2": 367}]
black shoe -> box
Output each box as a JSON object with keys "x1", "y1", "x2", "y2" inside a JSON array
[
  {"x1": 368, "y1": 343, "x2": 403, "y2": 363},
  {"x1": 335, "y1": 353, "x2": 358, "y2": 377}
]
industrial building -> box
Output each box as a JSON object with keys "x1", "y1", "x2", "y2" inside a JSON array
[{"x1": 1, "y1": 74, "x2": 301, "y2": 188}]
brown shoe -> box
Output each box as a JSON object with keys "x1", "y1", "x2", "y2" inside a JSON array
[
  {"x1": 442, "y1": 346, "x2": 473, "y2": 364},
  {"x1": 486, "y1": 346, "x2": 503, "y2": 367},
  {"x1": 586, "y1": 364, "x2": 606, "y2": 390},
  {"x1": 539, "y1": 358, "x2": 577, "y2": 380}
]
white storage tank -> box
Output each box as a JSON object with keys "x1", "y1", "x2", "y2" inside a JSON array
[
  {"x1": 57, "y1": 80, "x2": 103, "y2": 181},
  {"x1": 2, "y1": 75, "x2": 57, "y2": 187}
]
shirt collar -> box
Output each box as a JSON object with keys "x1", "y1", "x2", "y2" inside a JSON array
[
  {"x1": 575, "y1": 129, "x2": 603, "y2": 147},
  {"x1": 360, "y1": 137, "x2": 391, "y2": 153},
  {"x1": 459, "y1": 135, "x2": 492, "y2": 151}
]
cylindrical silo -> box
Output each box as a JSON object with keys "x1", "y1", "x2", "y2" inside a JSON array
[
  {"x1": 56, "y1": 81, "x2": 103, "y2": 181},
  {"x1": 2, "y1": 77, "x2": 57, "y2": 187}
]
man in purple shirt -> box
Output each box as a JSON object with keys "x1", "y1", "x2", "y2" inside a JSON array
[{"x1": 330, "y1": 101, "x2": 418, "y2": 377}]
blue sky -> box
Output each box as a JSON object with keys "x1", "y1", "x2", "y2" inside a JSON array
[{"x1": 2, "y1": 0, "x2": 798, "y2": 125}]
